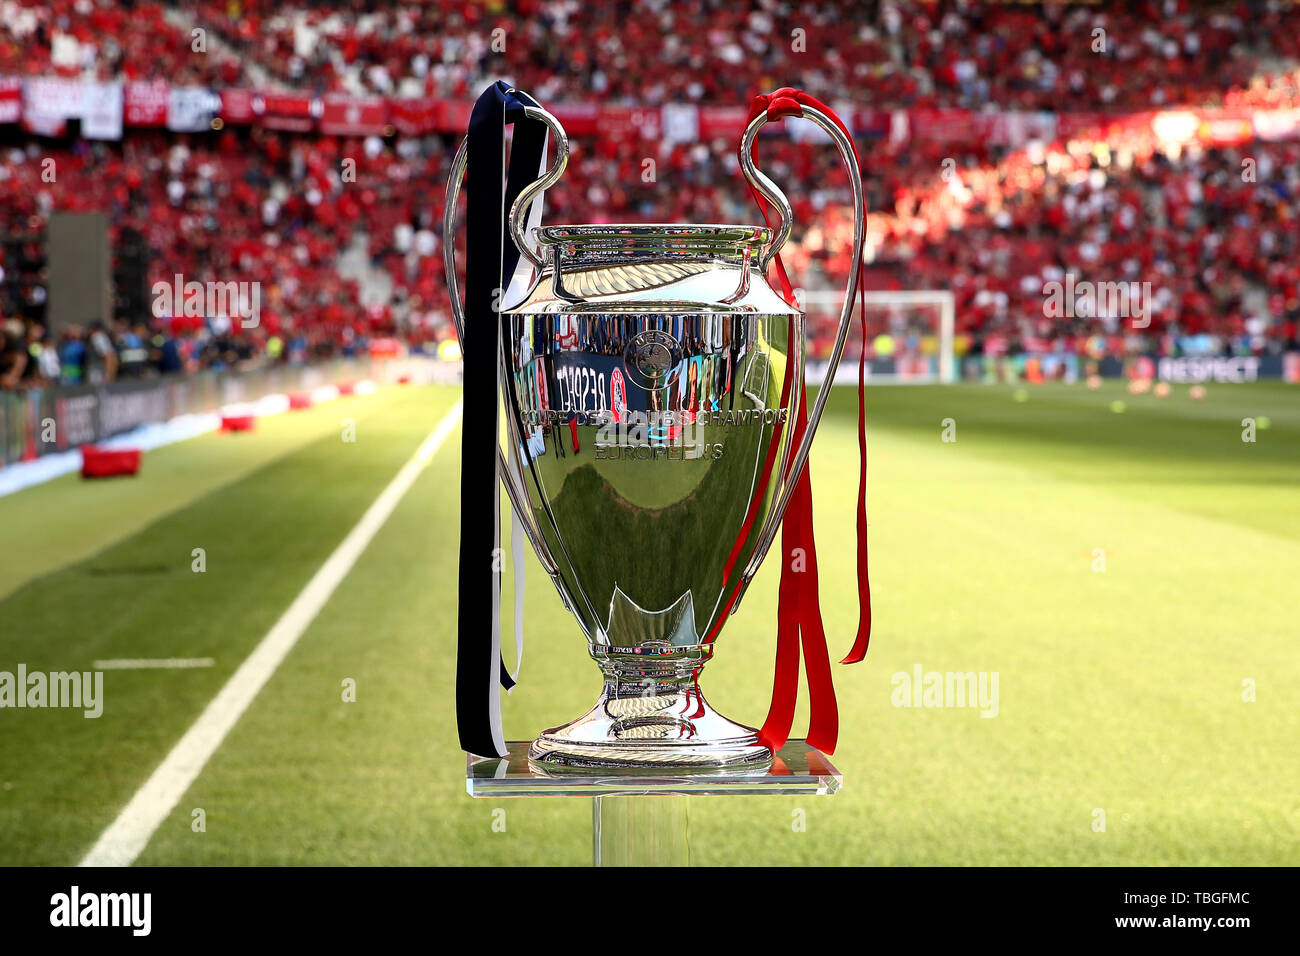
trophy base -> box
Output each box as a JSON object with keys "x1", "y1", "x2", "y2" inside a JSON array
[{"x1": 528, "y1": 682, "x2": 773, "y2": 774}]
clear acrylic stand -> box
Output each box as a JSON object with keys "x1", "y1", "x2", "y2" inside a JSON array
[{"x1": 467, "y1": 740, "x2": 841, "y2": 866}]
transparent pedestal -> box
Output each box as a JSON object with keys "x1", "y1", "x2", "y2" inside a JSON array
[{"x1": 466, "y1": 740, "x2": 841, "y2": 866}]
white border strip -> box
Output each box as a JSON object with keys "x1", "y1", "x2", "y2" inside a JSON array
[{"x1": 78, "y1": 400, "x2": 464, "y2": 867}]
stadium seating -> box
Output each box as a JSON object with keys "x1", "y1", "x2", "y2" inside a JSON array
[
  {"x1": 10, "y1": 1, "x2": 1296, "y2": 110},
  {"x1": 2, "y1": 0, "x2": 1299, "y2": 389}
]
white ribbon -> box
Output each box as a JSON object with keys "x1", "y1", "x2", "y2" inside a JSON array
[{"x1": 496, "y1": 133, "x2": 547, "y2": 708}]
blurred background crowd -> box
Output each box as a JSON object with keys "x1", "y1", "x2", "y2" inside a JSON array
[
  {"x1": 2, "y1": 0, "x2": 1300, "y2": 390},
  {"x1": 6, "y1": 0, "x2": 1298, "y2": 107}
]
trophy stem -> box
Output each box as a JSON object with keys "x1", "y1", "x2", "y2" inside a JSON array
[
  {"x1": 529, "y1": 648, "x2": 773, "y2": 773},
  {"x1": 593, "y1": 794, "x2": 690, "y2": 866}
]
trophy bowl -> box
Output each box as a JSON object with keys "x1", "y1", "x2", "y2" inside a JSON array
[{"x1": 445, "y1": 100, "x2": 864, "y2": 771}]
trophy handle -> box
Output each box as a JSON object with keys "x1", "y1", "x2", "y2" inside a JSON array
[
  {"x1": 507, "y1": 105, "x2": 570, "y2": 269},
  {"x1": 443, "y1": 125, "x2": 568, "y2": 584},
  {"x1": 734, "y1": 103, "x2": 867, "y2": 592}
]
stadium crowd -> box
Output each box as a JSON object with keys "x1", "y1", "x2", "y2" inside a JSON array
[
  {"x1": 0, "y1": 0, "x2": 242, "y2": 86},
  {"x1": 5, "y1": 0, "x2": 1299, "y2": 110},
  {"x1": 0, "y1": 128, "x2": 392, "y2": 388},
  {"x1": 2, "y1": 0, "x2": 1300, "y2": 391}
]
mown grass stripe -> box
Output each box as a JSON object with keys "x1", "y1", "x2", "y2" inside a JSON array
[{"x1": 78, "y1": 401, "x2": 462, "y2": 867}]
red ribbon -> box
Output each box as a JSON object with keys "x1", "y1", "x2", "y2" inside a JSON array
[{"x1": 739, "y1": 88, "x2": 873, "y2": 756}]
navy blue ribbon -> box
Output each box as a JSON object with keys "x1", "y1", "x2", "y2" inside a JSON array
[{"x1": 455, "y1": 82, "x2": 548, "y2": 759}]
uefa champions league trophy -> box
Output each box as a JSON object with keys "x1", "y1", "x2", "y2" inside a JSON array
[{"x1": 445, "y1": 91, "x2": 865, "y2": 771}]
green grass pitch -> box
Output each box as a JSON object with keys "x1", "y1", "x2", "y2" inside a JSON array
[{"x1": 0, "y1": 380, "x2": 1296, "y2": 865}]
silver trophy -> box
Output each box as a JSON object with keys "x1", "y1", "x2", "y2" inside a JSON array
[{"x1": 445, "y1": 102, "x2": 864, "y2": 770}]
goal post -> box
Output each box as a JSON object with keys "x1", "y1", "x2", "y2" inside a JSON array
[{"x1": 801, "y1": 289, "x2": 956, "y2": 384}]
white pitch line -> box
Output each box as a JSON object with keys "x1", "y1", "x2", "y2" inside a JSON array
[
  {"x1": 79, "y1": 399, "x2": 464, "y2": 867},
  {"x1": 94, "y1": 658, "x2": 215, "y2": 670}
]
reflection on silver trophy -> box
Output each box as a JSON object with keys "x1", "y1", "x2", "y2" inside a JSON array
[{"x1": 446, "y1": 99, "x2": 864, "y2": 771}]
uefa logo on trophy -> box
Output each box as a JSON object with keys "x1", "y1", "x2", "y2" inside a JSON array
[
  {"x1": 624, "y1": 330, "x2": 681, "y2": 389},
  {"x1": 446, "y1": 83, "x2": 870, "y2": 772}
]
